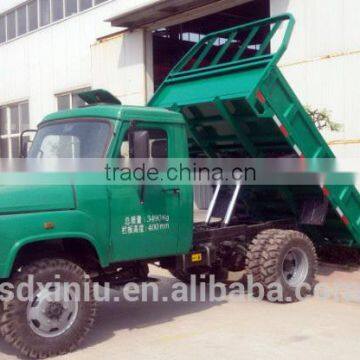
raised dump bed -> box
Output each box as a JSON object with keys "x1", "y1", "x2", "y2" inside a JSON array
[{"x1": 149, "y1": 14, "x2": 360, "y2": 246}]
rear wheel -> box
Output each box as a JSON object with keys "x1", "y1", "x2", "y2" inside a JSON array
[
  {"x1": 1, "y1": 258, "x2": 97, "y2": 359},
  {"x1": 246, "y1": 229, "x2": 281, "y2": 283},
  {"x1": 260, "y1": 230, "x2": 317, "y2": 302}
]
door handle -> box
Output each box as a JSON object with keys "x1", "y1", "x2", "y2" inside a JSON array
[{"x1": 162, "y1": 187, "x2": 180, "y2": 195}]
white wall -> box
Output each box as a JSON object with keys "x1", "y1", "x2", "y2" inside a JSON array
[
  {"x1": 91, "y1": 30, "x2": 149, "y2": 105},
  {"x1": 271, "y1": 0, "x2": 360, "y2": 158},
  {"x1": 0, "y1": 0, "x2": 159, "y2": 127}
]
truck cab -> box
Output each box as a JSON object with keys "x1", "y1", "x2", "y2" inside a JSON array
[{"x1": 24, "y1": 98, "x2": 194, "y2": 265}]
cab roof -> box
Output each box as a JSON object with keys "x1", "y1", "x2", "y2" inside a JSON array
[{"x1": 41, "y1": 104, "x2": 185, "y2": 126}]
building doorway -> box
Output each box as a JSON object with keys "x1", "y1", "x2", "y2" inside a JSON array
[{"x1": 152, "y1": 0, "x2": 270, "y2": 89}]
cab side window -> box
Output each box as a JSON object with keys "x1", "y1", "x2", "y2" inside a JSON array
[{"x1": 120, "y1": 128, "x2": 168, "y2": 159}]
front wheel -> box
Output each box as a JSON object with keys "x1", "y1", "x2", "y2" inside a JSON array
[{"x1": 1, "y1": 258, "x2": 97, "y2": 359}]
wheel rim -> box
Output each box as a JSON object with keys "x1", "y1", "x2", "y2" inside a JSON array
[
  {"x1": 281, "y1": 247, "x2": 309, "y2": 287},
  {"x1": 27, "y1": 284, "x2": 79, "y2": 338}
]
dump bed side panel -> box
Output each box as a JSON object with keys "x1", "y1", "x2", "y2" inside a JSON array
[{"x1": 258, "y1": 67, "x2": 360, "y2": 243}]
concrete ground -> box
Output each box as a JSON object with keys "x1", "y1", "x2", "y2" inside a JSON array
[{"x1": 1, "y1": 263, "x2": 360, "y2": 360}]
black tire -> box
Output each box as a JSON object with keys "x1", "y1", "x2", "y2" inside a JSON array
[
  {"x1": 170, "y1": 265, "x2": 229, "y2": 284},
  {"x1": 246, "y1": 229, "x2": 281, "y2": 283},
  {"x1": 259, "y1": 230, "x2": 317, "y2": 303},
  {"x1": 0, "y1": 258, "x2": 97, "y2": 359}
]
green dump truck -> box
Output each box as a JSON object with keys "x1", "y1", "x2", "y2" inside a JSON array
[{"x1": 0, "y1": 13, "x2": 359, "y2": 359}]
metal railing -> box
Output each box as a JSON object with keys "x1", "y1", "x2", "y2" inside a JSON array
[{"x1": 168, "y1": 13, "x2": 295, "y2": 81}]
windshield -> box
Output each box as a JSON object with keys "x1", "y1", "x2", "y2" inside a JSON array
[{"x1": 28, "y1": 119, "x2": 111, "y2": 158}]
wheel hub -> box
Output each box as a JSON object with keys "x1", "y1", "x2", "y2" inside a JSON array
[
  {"x1": 27, "y1": 284, "x2": 79, "y2": 338},
  {"x1": 45, "y1": 302, "x2": 64, "y2": 320},
  {"x1": 282, "y1": 247, "x2": 309, "y2": 287}
]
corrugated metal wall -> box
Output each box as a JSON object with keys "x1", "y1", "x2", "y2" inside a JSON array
[
  {"x1": 91, "y1": 30, "x2": 149, "y2": 105},
  {"x1": 271, "y1": 0, "x2": 360, "y2": 158}
]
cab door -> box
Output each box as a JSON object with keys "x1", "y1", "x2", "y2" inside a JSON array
[{"x1": 108, "y1": 122, "x2": 182, "y2": 262}]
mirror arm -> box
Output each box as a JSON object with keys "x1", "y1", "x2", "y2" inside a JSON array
[{"x1": 140, "y1": 183, "x2": 145, "y2": 204}]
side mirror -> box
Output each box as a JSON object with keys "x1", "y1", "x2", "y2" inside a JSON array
[
  {"x1": 129, "y1": 130, "x2": 149, "y2": 159},
  {"x1": 20, "y1": 130, "x2": 37, "y2": 158}
]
